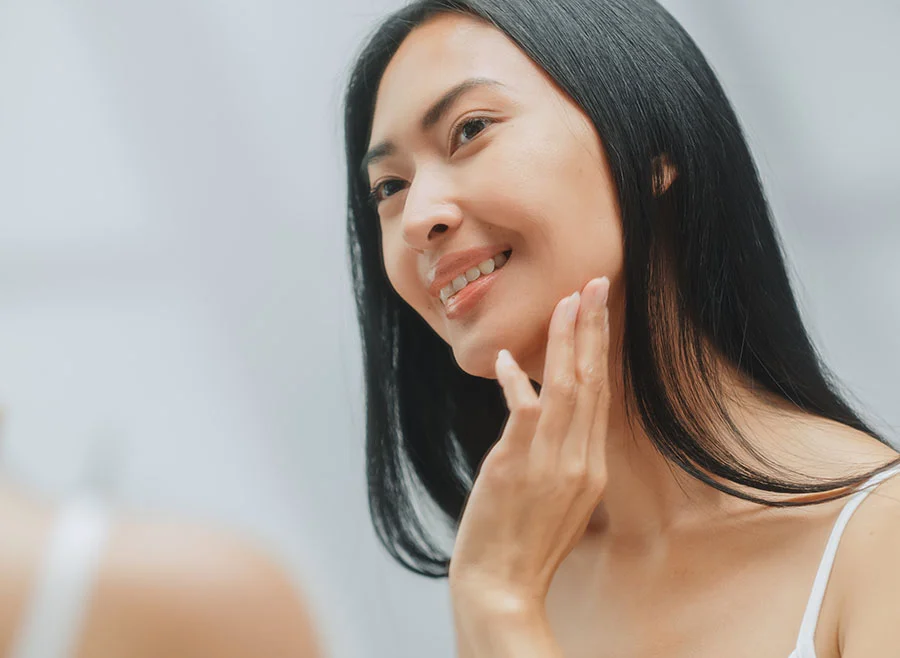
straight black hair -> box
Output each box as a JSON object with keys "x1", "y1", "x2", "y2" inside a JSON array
[{"x1": 342, "y1": 0, "x2": 899, "y2": 577}]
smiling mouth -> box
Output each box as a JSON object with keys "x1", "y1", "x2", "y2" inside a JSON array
[{"x1": 439, "y1": 250, "x2": 512, "y2": 306}]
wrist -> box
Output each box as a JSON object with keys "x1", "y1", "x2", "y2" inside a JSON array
[
  {"x1": 452, "y1": 596, "x2": 561, "y2": 658},
  {"x1": 451, "y1": 583, "x2": 550, "y2": 635}
]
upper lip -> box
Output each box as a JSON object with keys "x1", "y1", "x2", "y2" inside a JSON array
[{"x1": 427, "y1": 245, "x2": 511, "y2": 298}]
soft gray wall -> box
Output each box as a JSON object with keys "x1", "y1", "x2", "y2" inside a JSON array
[{"x1": 0, "y1": 1, "x2": 896, "y2": 657}]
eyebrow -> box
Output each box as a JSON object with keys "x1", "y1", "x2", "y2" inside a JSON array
[{"x1": 360, "y1": 77, "x2": 505, "y2": 181}]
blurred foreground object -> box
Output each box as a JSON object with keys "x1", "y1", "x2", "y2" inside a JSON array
[{"x1": 0, "y1": 483, "x2": 323, "y2": 657}]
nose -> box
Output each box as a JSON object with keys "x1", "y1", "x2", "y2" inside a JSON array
[{"x1": 400, "y1": 173, "x2": 463, "y2": 251}]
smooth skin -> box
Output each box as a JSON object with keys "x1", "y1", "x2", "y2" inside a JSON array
[
  {"x1": 366, "y1": 12, "x2": 900, "y2": 658},
  {"x1": 452, "y1": 279, "x2": 900, "y2": 658},
  {"x1": 0, "y1": 485, "x2": 322, "y2": 658},
  {"x1": 452, "y1": 281, "x2": 610, "y2": 658}
]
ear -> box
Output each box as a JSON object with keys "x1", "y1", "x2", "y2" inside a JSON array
[{"x1": 652, "y1": 154, "x2": 678, "y2": 196}]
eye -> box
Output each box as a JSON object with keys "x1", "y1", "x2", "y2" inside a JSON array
[
  {"x1": 450, "y1": 116, "x2": 493, "y2": 152},
  {"x1": 367, "y1": 178, "x2": 407, "y2": 208}
]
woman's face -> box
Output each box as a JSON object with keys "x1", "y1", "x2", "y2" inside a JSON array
[{"x1": 365, "y1": 12, "x2": 623, "y2": 381}]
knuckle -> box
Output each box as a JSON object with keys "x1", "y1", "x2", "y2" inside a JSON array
[
  {"x1": 480, "y1": 452, "x2": 519, "y2": 486},
  {"x1": 561, "y1": 462, "x2": 590, "y2": 487},
  {"x1": 587, "y1": 469, "x2": 608, "y2": 494},
  {"x1": 585, "y1": 306, "x2": 605, "y2": 325},
  {"x1": 548, "y1": 375, "x2": 578, "y2": 404},
  {"x1": 576, "y1": 361, "x2": 605, "y2": 389},
  {"x1": 514, "y1": 400, "x2": 542, "y2": 420}
]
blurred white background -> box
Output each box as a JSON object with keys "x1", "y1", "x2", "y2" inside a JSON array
[{"x1": 0, "y1": 1, "x2": 896, "y2": 656}]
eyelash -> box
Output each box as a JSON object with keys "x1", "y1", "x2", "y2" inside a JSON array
[{"x1": 367, "y1": 116, "x2": 495, "y2": 208}]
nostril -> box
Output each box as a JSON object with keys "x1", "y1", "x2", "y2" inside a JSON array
[{"x1": 430, "y1": 224, "x2": 450, "y2": 236}]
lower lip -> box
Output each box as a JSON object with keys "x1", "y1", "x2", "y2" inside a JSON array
[{"x1": 442, "y1": 264, "x2": 506, "y2": 320}]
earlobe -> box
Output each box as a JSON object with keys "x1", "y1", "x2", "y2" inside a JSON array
[{"x1": 652, "y1": 154, "x2": 678, "y2": 196}]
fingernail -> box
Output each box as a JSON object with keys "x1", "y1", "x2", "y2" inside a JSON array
[
  {"x1": 567, "y1": 292, "x2": 580, "y2": 322},
  {"x1": 585, "y1": 277, "x2": 610, "y2": 310},
  {"x1": 497, "y1": 349, "x2": 514, "y2": 369},
  {"x1": 552, "y1": 295, "x2": 569, "y2": 327}
]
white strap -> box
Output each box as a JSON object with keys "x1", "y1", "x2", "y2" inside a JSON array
[
  {"x1": 793, "y1": 465, "x2": 900, "y2": 656},
  {"x1": 9, "y1": 495, "x2": 111, "y2": 658}
]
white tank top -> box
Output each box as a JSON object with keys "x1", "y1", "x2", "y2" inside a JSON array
[
  {"x1": 8, "y1": 495, "x2": 111, "y2": 658},
  {"x1": 788, "y1": 464, "x2": 900, "y2": 658}
]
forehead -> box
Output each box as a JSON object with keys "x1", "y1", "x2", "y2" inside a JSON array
[{"x1": 369, "y1": 13, "x2": 549, "y2": 143}]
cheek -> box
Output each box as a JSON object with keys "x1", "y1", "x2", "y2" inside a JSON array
[
  {"x1": 470, "y1": 127, "x2": 594, "y2": 231},
  {"x1": 383, "y1": 242, "x2": 441, "y2": 327},
  {"x1": 383, "y1": 245, "x2": 416, "y2": 305}
]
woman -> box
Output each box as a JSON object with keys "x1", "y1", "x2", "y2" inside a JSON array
[{"x1": 343, "y1": 1, "x2": 900, "y2": 656}]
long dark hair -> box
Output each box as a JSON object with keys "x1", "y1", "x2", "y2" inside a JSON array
[{"x1": 342, "y1": 0, "x2": 898, "y2": 577}]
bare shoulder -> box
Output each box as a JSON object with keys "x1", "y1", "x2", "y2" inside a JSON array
[
  {"x1": 829, "y1": 468, "x2": 900, "y2": 656},
  {"x1": 80, "y1": 516, "x2": 322, "y2": 658}
]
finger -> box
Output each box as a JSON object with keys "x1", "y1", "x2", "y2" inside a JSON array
[
  {"x1": 534, "y1": 292, "x2": 580, "y2": 448},
  {"x1": 588, "y1": 282, "x2": 612, "y2": 480},
  {"x1": 563, "y1": 277, "x2": 611, "y2": 468},
  {"x1": 494, "y1": 348, "x2": 541, "y2": 449}
]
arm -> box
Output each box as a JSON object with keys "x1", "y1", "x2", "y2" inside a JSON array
[{"x1": 833, "y1": 476, "x2": 900, "y2": 657}]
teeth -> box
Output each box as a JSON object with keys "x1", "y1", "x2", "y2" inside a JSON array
[{"x1": 439, "y1": 252, "x2": 510, "y2": 305}]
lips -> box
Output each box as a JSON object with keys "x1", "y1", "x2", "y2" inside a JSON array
[
  {"x1": 427, "y1": 245, "x2": 512, "y2": 300},
  {"x1": 438, "y1": 251, "x2": 508, "y2": 303},
  {"x1": 441, "y1": 259, "x2": 508, "y2": 320}
]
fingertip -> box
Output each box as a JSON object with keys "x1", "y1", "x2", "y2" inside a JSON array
[
  {"x1": 592, "y1": 277, "x2": 610, "y2": 305},
  {"x1": 567, "y1": 292, "x2": 581, "y2": 323},
  {"x1": 598, "y1": 276, "x2": 610, "y2": 302},
  {"x1": 495, "y1": 349, "x2": 515, "y2": 377}
]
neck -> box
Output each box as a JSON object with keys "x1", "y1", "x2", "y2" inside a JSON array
[
  {"x1": 520, "y1": 294, "x2": 892, "y2": 547},
  {"x1": 581, "y1": 373, "x2": 893, "y2": 545},
  {"x1": 584, "y1": 398, "x2": 734, "y2": 544}
]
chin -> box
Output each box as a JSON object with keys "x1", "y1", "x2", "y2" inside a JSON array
[
  {"x1": 448, "y1": 322, "x2": 544, "y2": 381},
  {"x1": 451, "y1": 345, "x2": 501, "y2": 380},
  {"x1": 443, "y1": 321, "x2": 501, "y2": 379}
]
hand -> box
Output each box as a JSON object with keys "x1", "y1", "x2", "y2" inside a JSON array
[{"x1": 449, "y1": 277, "x2": 612, "y2": 617}]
